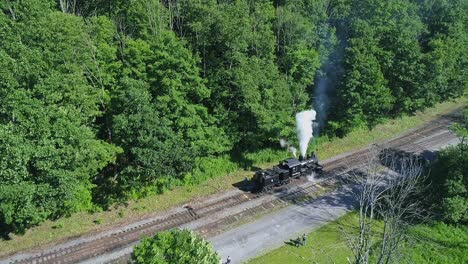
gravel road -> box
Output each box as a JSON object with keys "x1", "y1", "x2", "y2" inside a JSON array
[{"x1": 211, "y1": 185, "x2": 355, "y2": 263}]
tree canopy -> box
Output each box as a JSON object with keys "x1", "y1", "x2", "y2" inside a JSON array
[
  {"x1": 0, "y1": 0, "x2": 466, "y2": 234},
  {"x1": 429, "y1": 108, "x2": 468, "y2": 223},
  {"x1": 131, "y1": 229, "x2": 219, "y2": 264}
]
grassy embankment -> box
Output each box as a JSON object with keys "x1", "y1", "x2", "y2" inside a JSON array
[
  {"x1": 0, "y1": 98, "x2": 464, "y2": 257},
  {"x1": 247, "y1": 212, "x2": 375, "y2": 264},
  {"x1": 398, "y1": 222, "x2": 468, "y2": 264},
  {"x1": 247, "y1": 212, "x2": 468, "y2": 264}
]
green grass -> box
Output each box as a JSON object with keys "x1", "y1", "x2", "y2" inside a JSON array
[
  {"x1": 247, "y1": 212, "x2": 383, "y2": 264},
  {"x1": 0, "y1": 98, "x2": 464, "y2": 257},
  {"x1": 316, "y1": 99, "x2": 464, "y2": 160},
  {"x1": 247, "y1": 213, "x2": 468, "y2": 264},
  {"x1": 399, "y1": 223, "x2": 468, "y2": 264}
]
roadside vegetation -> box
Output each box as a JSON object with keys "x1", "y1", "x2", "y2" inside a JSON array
[
  {"x1": 0, "y1": 99, "x2": 462, "y2": 257},
  {"x1": 249, "y1": 107, "x2": 468, "y2": 264},
  {"x1": 428, "y1": 107, "x2": 468, "y2": 223},
  {"x1": 247, "y1": 213, "x2": 468, "y2": 264},
  {"x1": 247, "y1": 213, "x2": 379, "y2": 264},
  {"x1": 398, "y1": 223, "x2": 468, "y2": 264},
  {"x1": 0, "y1": 0, "x2": 466, "y2": 256},
  {"x1": 132, "y1": 229, "x2": 219, "y2": 264}
]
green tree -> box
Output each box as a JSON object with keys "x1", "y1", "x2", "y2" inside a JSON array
[
  {"x1": 331, "y1": 20, "x2": 394, "y2": 134},
  {"x1": 0, "y1": 5, "x2": 120, "y2": 234},
  {"x1": 420, "y1": 0, "x2": 468, "y2": 102},
  {"x1": 99, "y1": 28, "x2": 230, "y2": 200},
  {"x1": 451, "y1": 107, "x2": 468, "y2": 150},
  {"x1": 97, "y1": 78, "x2": 196, "y2": 201},
  {"x1": 430, "y1": 145, "x2": 468, "y2": 223},
  {"x1": 343, "y1": 0, "x2": 427, "y2": 114},
  {"x1": 429, "y1": 108, "x2": 468, "y2": 223},
  {"x1": 206, "y1": 1, "x2": 303, "y2": 150},
  {"x1": 1, "y1": 0, "x2": 467, "y2": 236},
  {"x1": 132, "y1": 229, "x2": 219, "y2": 264}
]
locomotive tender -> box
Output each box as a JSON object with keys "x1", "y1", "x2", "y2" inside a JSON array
[{"x1": 253, "y1": 153, "x2": 323, "y2": 191}]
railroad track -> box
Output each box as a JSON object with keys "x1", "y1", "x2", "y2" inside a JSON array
[
  {"x1": 8, "y1": 193, "x2": 254, "y2": 264},
  {"x1": 323, "y1": 117, "x2": 455, "y2": 173},
  {"x1": 195, "y1": 177, "x2": 338, "y2": 238},
  {"x1": 2, "y1": 113, "x2": 458, "y2": 264}
]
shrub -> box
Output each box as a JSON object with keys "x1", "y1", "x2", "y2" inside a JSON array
[
  {"x1": 399, "y1": 222, "x2": 468, "y2": 264},
  {"x1": 430, "y1": 144, "x2": 468, "y2": 223},
  {"x1": 188, "y1": 156, "x2": 238, "y2": 184},
  {"x1": 132, "y1": 229, "x2": 219, "y2": 264}
]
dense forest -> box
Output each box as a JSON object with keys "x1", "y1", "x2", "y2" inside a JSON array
[{"x1": 0, "y1": 0, "x2": 466, "y2": 235}]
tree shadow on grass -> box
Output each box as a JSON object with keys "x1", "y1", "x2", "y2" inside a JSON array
[
  {"x1": 0, "y1": 224, "x2": 15, "y2": 240},
  {"x1": 409, "y1": 227, "x2": 468, "y2": 250}
]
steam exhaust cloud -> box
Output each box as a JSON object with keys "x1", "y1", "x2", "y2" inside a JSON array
[
  {"x1": 295, "y1": 110, "x2": 316, "y2": 158},
  {"x1": 280, "y1": 138, "x2": 297, "y2": 157}
]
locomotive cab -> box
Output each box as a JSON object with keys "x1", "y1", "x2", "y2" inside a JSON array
[
  {"x1": 279, "y1": 158, "x2": 302, "y2": 178},
  {"x1": 254, "y1": 169, "x2": 279, "y2": 191}
]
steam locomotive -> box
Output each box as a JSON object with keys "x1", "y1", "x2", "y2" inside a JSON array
[{"x1": 253, "y1": 153, "x2": 323, "y2": 191}]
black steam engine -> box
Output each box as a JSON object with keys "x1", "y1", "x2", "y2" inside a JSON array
[{"x1": 253, "y1": 153, "x2": 323, "y2": 191}]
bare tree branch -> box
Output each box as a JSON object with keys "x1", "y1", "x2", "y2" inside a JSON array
[{"x1": 340, "y1": 147, "x2": 429, "y2": 264}]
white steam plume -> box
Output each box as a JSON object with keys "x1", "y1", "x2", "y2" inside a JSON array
[
  {"x1": 279, "y1": 138, "x2": 288, "y2": 148},
  {"x1": 288, "y1": 146, "x2": 297, "y2": 157},
  {"x1": 295, "y1": 110, "x2": 316, "y2": 158},
  {"x1": 279, "y1": 139, "x2": 297, "y2": 157}
]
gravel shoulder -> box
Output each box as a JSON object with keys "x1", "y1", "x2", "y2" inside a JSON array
[{"x1": 210, "y1": 185, "x2": 354, "y2": 264}]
